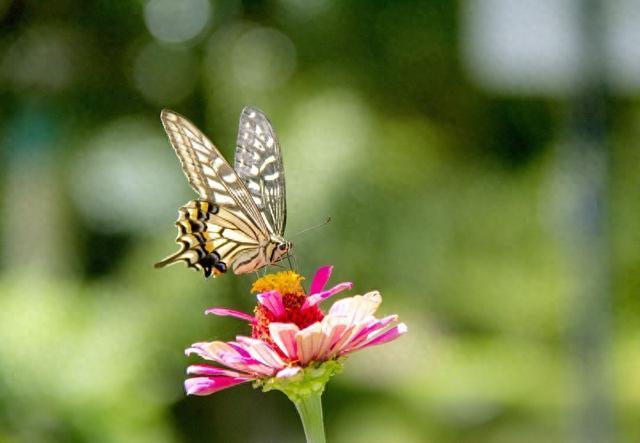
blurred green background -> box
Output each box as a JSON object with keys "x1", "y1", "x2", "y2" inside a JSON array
[{"x1": 0, "y1": 0, "x2": 638, "y2": 442}]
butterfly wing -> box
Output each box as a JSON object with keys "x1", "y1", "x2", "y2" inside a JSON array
[
  {"x1": 234, "y1": 106, "x2": 287, "y2": 236},
  {"x1": 154, "y1": 200, "x2": 266, "y2": 277},
  {"x1": 156, "y1": 110, "x2": 270, "y2": 276},
  {"x1": 160, "y1": 109, "x2": 268, "y2": 233}
]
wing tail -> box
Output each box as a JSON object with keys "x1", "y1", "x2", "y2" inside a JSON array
[{"x1": 154, "y1": 252, "x2": 182, "y2": 269}]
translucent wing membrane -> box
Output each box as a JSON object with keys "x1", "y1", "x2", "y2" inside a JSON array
[{"x1": 234, "y1": 107, "x2": 287, "y2": 235}]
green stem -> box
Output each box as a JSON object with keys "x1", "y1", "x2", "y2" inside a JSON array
[{"x1": 293, "y1": 391, "x2": 326, "y2": 443}]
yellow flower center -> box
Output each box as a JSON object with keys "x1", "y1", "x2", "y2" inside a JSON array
[{"x1": 251, "y1": 270, "x2": 305, "y2": 295}]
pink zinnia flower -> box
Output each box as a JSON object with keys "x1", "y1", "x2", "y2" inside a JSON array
[{"x1": 184, "y1": 266, "x2": 407, "y2": 397}]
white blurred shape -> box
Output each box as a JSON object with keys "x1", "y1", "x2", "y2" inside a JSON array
[
  {"x1": 133, "y1": 42, "x2": 197, "y2": 105},
  {"x1": 144, "y1": 0, "x2": 211, "y2": 43},
  {"x1": 604, "y1": 0, "x2": 640, "y2": 92},
  {"x1": 461, "y1": 0, "x2": 582, "y2": 95},
  {"x1": 230, "y1": 27, "x2": 297, "y2": 90},
  {"x1": 70, "y1": 117, "x2": 185, "y2": 234}
]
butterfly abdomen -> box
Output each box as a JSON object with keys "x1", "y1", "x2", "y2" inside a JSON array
[{"x1": 155, "y1": 200, "x2": 228, "y2": 278}]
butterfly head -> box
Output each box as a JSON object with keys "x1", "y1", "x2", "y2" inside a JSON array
[{"x1": 269, "y1": 236, "x2": 292, "y2": 264}]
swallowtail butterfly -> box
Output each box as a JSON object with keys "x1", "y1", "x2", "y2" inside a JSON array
[{"x1": 155, "y1": 107, "x2": 291, "y2": 278}]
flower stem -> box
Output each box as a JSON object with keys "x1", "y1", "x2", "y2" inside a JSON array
[{"x1": 293, "y1": 391, "x2": 326, "y2": 443}]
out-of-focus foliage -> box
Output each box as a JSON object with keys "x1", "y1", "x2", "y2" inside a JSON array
[{"x1": 0, "y1": 1, "x2": 638, "y2": 442}]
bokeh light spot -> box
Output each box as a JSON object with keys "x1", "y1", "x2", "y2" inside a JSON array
[
  {"x1": 144, "y1": 0, "x2": 211, "y2": 43},
  {"x1": 70, "y1": 117, "x2": 187, "y2": 234},
  {"x1": 0, "y1": 25, "x2": 79, "y2": 92},
  {"x1": 230, "y1": 27, "x2": 297, "y2": 90},
  {"x1": 132, "y1": 41, "x2": 197, "y2": 105}
]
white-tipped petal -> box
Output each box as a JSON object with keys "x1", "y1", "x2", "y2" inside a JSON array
[
  {"x1": 269, "y1": 323, "x2": 300, "y2": 359},
  {"x1": 276, "y1": 366, "x2": 302, "y2": 378},
  {"x1": 328, "y1": 291, "x2": 382, "y2": 324},
  {"x1": 295, "y1": 322, "x2": 324, "y2": 365}
]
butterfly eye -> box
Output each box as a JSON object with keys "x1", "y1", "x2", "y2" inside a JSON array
[{"x1": 278, "y1": 243, "x2": 287, "y2": 251}]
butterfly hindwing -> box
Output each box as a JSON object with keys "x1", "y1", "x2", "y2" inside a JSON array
[{"x1": 154, "y1": 200, "x2": 263, "y2": 277}]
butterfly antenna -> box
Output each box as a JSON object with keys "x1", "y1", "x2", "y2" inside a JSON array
[
  {"x1": 288, "y1": 251, "x2": 299, "y2": 272},
  {"x1": 291, "y1": 217, "x2": 331, "y2": 238}
]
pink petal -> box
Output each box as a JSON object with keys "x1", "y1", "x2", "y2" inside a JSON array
[
  {"x1": 328, "y1": 321, "x2": 368, "y2": 355},
  {"x1": 348, "y1": 323, "x2": 408, "y2": 353},
  {"x1": 204, "y1": 307, "x2": 254, "y2": 322},
  {"x1": 186, "y1": 364, "x2": 248, "y2": 378},
  {"x1": 268, "y1": 323, "x2": 299, "y2": 359},
  {"x1": 185, "y1": 342, "x2": 215, "y2": 359},
  {"x1": 276, "y1": 366, "x2": 302, "y2": 378},
  {"x1": 235, "y1": 336, "x2": 286, "y2": 369},
  {"x1": 302, "y1": 282, "x2": 353, "y2": 310},
  {"x1": 343, "y1": 315, "x2": 399, "y2": 350},
  {"x1": 195, "y1": 342, "x2": 272, "y2": 375},
  {"x1": 218, "y1": 352, "x2": 275, "y2": 376},
  {"x1": 295, "y1": 322, "x2": 324, "y2": 365},
  {"x1": 322, "y1": 317, "x2": 350, "y2": 351},
  {"x1": 257, "y1": 290, "x2": 286, "y2": 317},
  {"x1": 227, "y1": 342, "x2": 252, "y2": 358},
  {"x1": 185, "y1": 376, "x2": 249, "y2": 396},
  {"x1": 312, "y1": 322, "x2": 336, "y2": 361},
  {"x1": 310, "y1": 265, "x2": 333, "y2": 294}
]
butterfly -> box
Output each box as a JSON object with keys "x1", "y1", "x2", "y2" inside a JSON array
[{"x1": 155, "y1": 107, "x2": 292, "y2": 278}]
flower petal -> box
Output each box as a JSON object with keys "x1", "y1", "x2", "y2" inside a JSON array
[
  {"x1": 349, "y1": 323, "x2": 408, "y2": 352},
  {"x1": 328, "y1": 319, "x2": 370, "y2": 355},
  {"x1": 328, "y1": 291, "x2": 382, "y2": 323},
  {"x1": 276, "y1": 366, "x2": 302, "y2": 378},
  {"x1": 193, "y1": 341, "x2": 273, "y2": 375},
  {"x1": 322, "y1": 315, "x2": 351, "y2": 351},
  {"x1": 185, "y1": 342, "x2": 216, "y2": 359},
  {"x1": 186, "y1": 364, "x2": 250, "y2": 378},
  {"x1": 257, "y1": 290, "x2": 286, "y2": 317},
  {"x1": 309, "y1": 265, "x2": 333, "y2": 294},
  {"x1": 302, "y1": 282, "x2": 353, "y2": 310},
  {"x1": 295, "y1": 322, "x2": 324, "y2": 364},
  {"x1": 269, "y1": 323, "x2": 300, "y2": 359},
  {"x1": 342, "y1": 315, "x2": 399, "y2": 351},
  {"x1": 204, "y1": 307, "x2": 254, "y2": 322},
  {"x1": 185, "y1": 376, "x2": 249, "y2": 396},
  {"x1": 236, "y1": 336, "x2": 286, "y2": 369}
]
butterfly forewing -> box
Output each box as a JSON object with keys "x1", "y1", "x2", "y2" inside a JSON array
[
  {"x1": 160, "y1": 110, "x2": 268, "y2": 234},
  {"x1": 234, "y1": 107, "x2": 286, "y2": 235}
]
